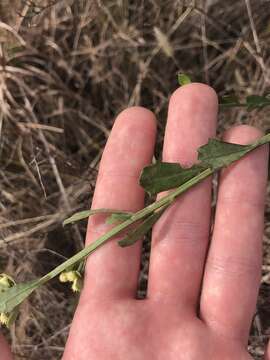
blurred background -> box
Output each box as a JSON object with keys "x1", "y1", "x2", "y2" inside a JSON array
[{"x1": 0, "y1": 1, "x2": 270, "y2": 359}]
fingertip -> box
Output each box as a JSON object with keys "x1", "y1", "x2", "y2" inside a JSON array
[
  {"x1": 222, "y1": 125, "x2": 269, "y2": 164},
  {"x1": 115, "y1": 106, "x2": 157, "y2": 135},
  {"x1": 0, "y1": 334, "x2": 13, "y2": 360},
  {"x1": 222, "y1": 124, "x2": 265, "y2": 144},
  {"x1": 170, "y1": 82, "x2": 218, "y2": 112}
]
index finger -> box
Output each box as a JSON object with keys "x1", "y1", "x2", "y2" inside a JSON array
[
  {"x1": 83, "y1": 107, "x2": 156, "y2": 299},
  {"x1": 0, "y1": 335, "x2": 13, "y2": 360},
  {"x1": 148, "y1": 83, "x2": 218, "y2": 307}
]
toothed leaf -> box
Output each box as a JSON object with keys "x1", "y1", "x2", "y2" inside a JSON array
[
  {"x1": 198, "y1": 134, "x2": 270, "y2": 169},
  {"x1": 139, "y1": 162, "x2": 208, "y2": 196},
  {"x1": 197, "y1": 139, "x2": 251, "y2": 169}
]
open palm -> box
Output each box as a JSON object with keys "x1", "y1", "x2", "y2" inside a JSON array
[{"x1": 1, "y1": 83, "x2": 269, "y2": 359}]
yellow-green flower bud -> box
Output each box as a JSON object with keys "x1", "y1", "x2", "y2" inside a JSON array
[
  {"x1": 59, "y1": 271, "x2": 79, "y2": 283},
  {"x1": 59, "y1": 270, "x2": 83, "y2": 292},
  {"x1": 0, "y1": 309, "x2": 18, "y2": 328},
  {"x1": 71, "y1": 277, "x2": 83, "y2": 293},
  {"x1": 0, "y1": 276, "x2": 10, "y2": 288},
  {"x1": 0, "y1": 313, "x2": 9, "y2": 326},
  {"x1": 0, "y1": 274, "x2": 14, "y2": 294},
  {"x1": 59, "y1": 272, "x2": 69, "y2": 283},
  {"x1": 65, "y1": 271, "x2": 79, "y2": 282}
]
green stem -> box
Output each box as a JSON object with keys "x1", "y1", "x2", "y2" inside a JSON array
[
  {"x1": 38, "y1": 167, "x2": 213, "y2": 285},
  {"x1": 253, "y1": 132, "x2": 270, "y2": 146},
  {"x1": 36, "y1": 129, "x2": 270, "y2": 285}
]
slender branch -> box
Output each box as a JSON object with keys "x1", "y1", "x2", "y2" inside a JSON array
[{"x1": 39, "y1": 168, "x2": 213, "y2": 284}]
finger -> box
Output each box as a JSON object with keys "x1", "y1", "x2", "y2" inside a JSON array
[
  {"x1": 200, "y1": 125, "x2": 269, "y2": 342},
  {"x1": 0, "y1": 335, "x2": 13, "y2": 360},
  {"x1": 148, "y1": 83, "x2": 218, "y2": 308},
  {"x1": 82, "y1": 107, "x2": 156, "y2": 299},
  {"x1": 265, "y1": 342, "x2": 270, "y2": 360}
]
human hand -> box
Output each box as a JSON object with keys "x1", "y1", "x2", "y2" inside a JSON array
[
  {"x1": 61, "y1": 83, "x2": 270, "y2": 360},
  {"x1": 63, "y1": 83, "x2": 269, "y2": 360},
  {"x1": 1, "y1": 83, "x2": 268, "y2": 360}
]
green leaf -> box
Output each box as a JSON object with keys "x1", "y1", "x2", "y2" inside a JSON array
[
  {"x1": 3, "y1": 133, "x2": 270, "y2": 325},
  {"x1": 106, "y1": 212, "x2": 133, "y2": 224},
  {"x1": 178, "y1": 73, "x2": 191, "y2": 86},
  {"x1": 63, "y1": 210, "x2": 91, "y2": 225},
  {"x1": 63, "y1": 209, "x2": 133, "y2": 226},
  {"x1": 245, "y1": 95, "x2": 270, "y2": 110},
  {"x1": 197, "y1": 139, "x2": 251, "y2": 169},
  {"x1": 219, "y1": 94, "x2": 270, "y2": 110},
  {"x1": 0, "y1": 280, "x2": 40, "y2": 313},
  {"x1": 6, "y1": 307, "x2": 19, "y2": 328},
  {"x1": 118, "y1": 207, "x2": 166, "y2": 247},
  {"x1": 198, "y1": 133, "x2": 270, "y2": 170},
  {"x1": 139, "y1": 161, "x2": 208, "y2": 196},
  {"x1": 140, "y1": 134, "x2": 270, "y2": 195},
  {"x1": 219, "y1": 95, "x2": 241, "y2": 108}
]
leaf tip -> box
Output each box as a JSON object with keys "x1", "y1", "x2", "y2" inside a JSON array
[
  {"x1": 117, "y1": 239, "x2": 127, "y2": 247},
  {"x1": 62, "y1": 219, "x2": 69, "y2": 227},
  {"x1": 177, "y1": 73, "x2": 191, "y2": 86}
]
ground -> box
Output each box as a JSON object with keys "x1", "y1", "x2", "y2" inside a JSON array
[{"x1": 0, "y1": 1, "x2": 270, "y2": 359}]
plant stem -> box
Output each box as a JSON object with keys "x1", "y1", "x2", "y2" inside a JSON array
[
  {"x1": 34, "y1": 129, "x2": 270, "y2": 285},
  {"x1": 38, "y1": 167, "x2": 213, "y2": 285},
  {"x1": 253, "y1": 132, "x2": 270, "y2": 146}
]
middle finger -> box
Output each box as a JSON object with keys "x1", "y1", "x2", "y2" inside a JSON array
[{"x1": 148, "y1": 83, "x2": 218, "y2": 309}]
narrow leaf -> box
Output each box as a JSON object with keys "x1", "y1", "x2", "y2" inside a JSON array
[
  {"x1": 6, "y1": 307, "x2": 19, "y2": 328},
  {"x1": 245, "y1": 95, "x2": 270, "y2": 110},
  {"x1": 0, "y1": 280, "x2": 39, "y2": 313},
  {"x1": 219, "y1": 95, "x2": 241, "y2": 108},
  {"x1": 118, "y1": 207, "x2": 166, "y2": 247},
  {"x1": 139, "y1": 161, "x2": 208, "y2": 196},
  {"x1": 63, "y1": 209, "x2": 133, "y2": 226},
  {"x1": 106, "y1": 212, "x2": 133, "y2": 224},
  {"x1": 178, "y1": 73, "x2": 191, "y2": 86}
]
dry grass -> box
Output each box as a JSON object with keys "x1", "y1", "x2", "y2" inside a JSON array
[{"x1": 0, "y1": 0, "x2": 270, "y2": 359}]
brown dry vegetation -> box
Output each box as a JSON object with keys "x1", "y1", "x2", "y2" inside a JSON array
[{"x1": 0, "y1": 0, "x2": 270, "y2": 359}]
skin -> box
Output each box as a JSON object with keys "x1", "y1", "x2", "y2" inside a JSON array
[{"x1": 1, "y1": 83, "x2": 270, "y2": 359}]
